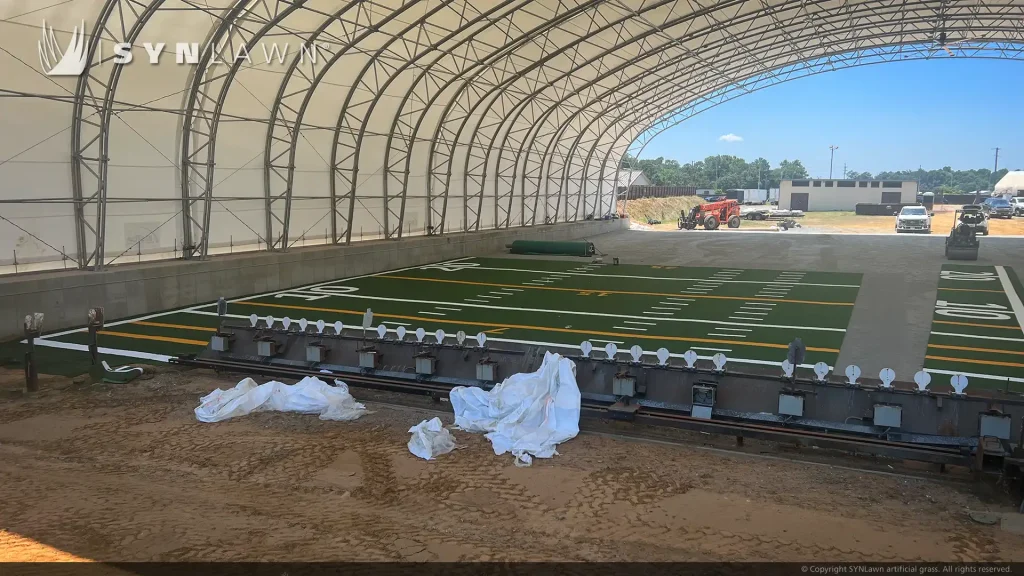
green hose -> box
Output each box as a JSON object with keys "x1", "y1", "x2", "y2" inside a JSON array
[{"x1": 506, "y1": 240, "x2": 595, "y2": 257}]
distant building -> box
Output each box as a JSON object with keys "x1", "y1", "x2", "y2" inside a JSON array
[
  {"x1": 616, "y1": 170, "x2": 651, "y2": 192},
  {"x1": 779, "y1": 179, "x2": 918, "y2": 211}
]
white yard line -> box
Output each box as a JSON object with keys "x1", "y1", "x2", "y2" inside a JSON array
[
  {"x1": 34, "y1": 327, "x2": 828, "y2": 373},
  {"x1": 734, "y1": 311, "x2": 769, "y2": 316},
  {"x1": 435, "y1": 307, "x2": 463, "y2": 312},
  {"x1": 708, "y1": 333, "x2": 746, "y2": 338},
  {"x1": 995, "y1": 265, "x2": 1024, "y2": 336},
  {"x1": 643, "y1": 312, "x2": 674, "y2": 316},
  {"x1": 382, "y1": 321, "x2": 411, "y2": 326},
  {"x1": 714, "y1": 327, "x2": 752, "y2": 332},
  {"x1": 623, "y1": 321, "x2": 657, "y2": 326},
  {"x1": 30, "y1": 340, "x2": 173, "y2": 362},
  {"x1": 491, "y1": 291, "x2": 516, "y2": 296},
  {"x1": 924, "y1": 367, "x2": 1024, "y2": 384},
  {"x1": 226, "y1": 292, "x2": 846, "y2": 332},
  {"x1": 588, "y1": 339, "x2": 625, "y2": 344},
  {"x1": 665, "y1": 298, "x2": 694, "y2": 302},
  {"x1": 467, "y1": 265, "x2": 858, "y2": 288},
  {"x1": 729, "y1": 316, "x2": 763, "y2": 321},
  {"x1": 651, "y1": 306, "x2": 681, "y2": 311},
  {"x1": 419, "y1": 311, "x2": 446, "y2": 316},
  {"x1": 930, "y1": 331, "x2": 1024, "y2": 343},
  {"x1": 744, "y1": 302, "x2": 776, "y2": 306},
  {"x1": 40, "y1": 305, "x2": 213, "y2": 339},
  {"x1": 464, "y1": 299, "x2": 490, "y2": 303},
  {"x1": 476, "y1": 295, "x2": 502, "y2": 299},
  {"x1": 614, "y1": 326, "x2": 647, "y2": 331},
  {"x1": 39, "y1": 256, "x2": 478, "y2": 342}
]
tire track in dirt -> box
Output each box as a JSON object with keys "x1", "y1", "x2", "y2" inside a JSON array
[{"x1": 1, "y1": 371, "x2": 1021, "y2": 562}]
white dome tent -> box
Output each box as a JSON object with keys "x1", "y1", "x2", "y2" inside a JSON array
[{"x1": 994, "y1": 171, "x2": 1024, "y2": 198}]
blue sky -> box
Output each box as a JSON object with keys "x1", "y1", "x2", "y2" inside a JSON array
[{"x1": 640, "y1": 58, "x2": 1023, "y2": 178}]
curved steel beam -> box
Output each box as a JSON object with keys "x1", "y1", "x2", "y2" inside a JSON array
[
  {"x1": 262, "y1": 0, "x2": 369, "y2": 250},
  {"x1": 71, "y1": 0, "x2": 167, "y2": 270},
  {"x1": 180, "y1": 0, "x2": 309, "y2": 259},
  {"x1": 532, "y1": 18, "x2": 1024, "y2": 226},
  {"x1": 417, "y1": 0, "x2": 638, "y2": 233},
  {"x1": 380, "y1": 0, "x2": 548, "y2": 235},
  {"x1": 329, "y1": 0, "x2": 516, "y2": 243},
  {"x1": 443, "y1": 0, "x2": 730, "y2": 232},
  {"x1": 609, "y1": 44, "x2": 1024, "y2": 209},
  {"x1": 481, "y1": 0, "x2": 1024, "y2": 228}
]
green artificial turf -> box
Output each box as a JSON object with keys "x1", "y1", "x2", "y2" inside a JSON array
[
  {"x1": 922, "y1": 264, "x2": 1024, "y2": 389},
  {"x1": 33, "y1": 256, "x2": 862, "y2": 372}
]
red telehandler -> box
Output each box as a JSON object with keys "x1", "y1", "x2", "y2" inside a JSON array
[{"x1": 677, "y1": 199, "x2": 742, "y2": 230}]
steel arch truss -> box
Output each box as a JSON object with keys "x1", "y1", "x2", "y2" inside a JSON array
[{"x1": 50, "y1": 0, "x2": 1024, "y2": 270}]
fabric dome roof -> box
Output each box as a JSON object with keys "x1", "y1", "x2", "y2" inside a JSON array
[{"x1": 994, "y1": 171, "x2": 1024, "y2": 194}]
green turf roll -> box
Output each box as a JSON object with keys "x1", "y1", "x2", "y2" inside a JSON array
[{"x1": 506, "y1": 240, "x2": 595, "y2": 257}]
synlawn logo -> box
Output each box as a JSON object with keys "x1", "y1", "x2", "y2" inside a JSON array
[
  {"x1": 38, "y1": 20, "x2": 88, "y2": 77},
  {"x1": 37, "y1": 20, "x2": 327, "y2": 78}
]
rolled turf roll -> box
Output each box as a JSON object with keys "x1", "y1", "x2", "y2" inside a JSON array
[{"x1": 506, "y1": 240, "x2": 595, "y2": 257}]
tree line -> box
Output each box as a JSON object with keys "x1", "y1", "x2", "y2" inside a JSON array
[{"x1": 625, "y1": 154, "x2": 1010, "y2": 194}]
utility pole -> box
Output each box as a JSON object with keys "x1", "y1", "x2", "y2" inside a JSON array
[
  {"x1": 843, "y1": 163, "x2": 847, "y2": 179},
  {"x1": 993, "y1": 147, "x2": 1001, "y2": 185},
  {"x1": 829, "y1": 145, "x2": 839, "y2": 179}
]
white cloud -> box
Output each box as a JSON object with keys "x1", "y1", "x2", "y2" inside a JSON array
[{"x1": 718, "y1": 133, "x2": 743, "y2": 143}]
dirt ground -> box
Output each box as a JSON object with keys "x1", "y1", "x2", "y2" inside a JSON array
[
  {"x1": 638, "y1": 204, "x2": 1024, "y2": 235},
  {"x1": 2, "y1": 367, "x2": 1024, "y2": 563}
]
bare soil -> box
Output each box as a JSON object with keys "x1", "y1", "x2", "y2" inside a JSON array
[
  {"x1": 630, "y1": 202, "x2": 1024, "y2": 235},
  {"x1": 1, "y1": 368, "x2": 1023, "y2": 562}
]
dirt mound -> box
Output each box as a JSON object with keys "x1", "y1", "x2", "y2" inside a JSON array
[{"x1": 618, "y1": 196, "x2": 702, "y2": 226}]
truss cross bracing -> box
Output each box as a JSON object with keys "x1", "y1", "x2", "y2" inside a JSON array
[{"x1": 1, "y1": 0, "x2": 1021, "y2": 270}]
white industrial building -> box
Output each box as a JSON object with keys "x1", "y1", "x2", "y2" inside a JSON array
[{"x1": 779, "y1": 179, "x2": 918, "y2": 211}]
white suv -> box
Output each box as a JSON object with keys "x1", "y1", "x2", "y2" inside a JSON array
[
  {"x1": 1012, "y1": 197, "x2": 1024, "y2": 216},
  {"x1": 895, "y1": 205, "x2": 932, "y2": 233}
]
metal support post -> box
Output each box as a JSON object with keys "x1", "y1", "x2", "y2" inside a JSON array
[{"x1": 23, "y1": 313, "x2": 43, "y2": 393}]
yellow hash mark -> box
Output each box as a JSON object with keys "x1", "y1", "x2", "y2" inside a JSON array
[
  {"x1": 385, "y1": 275, "x2": 853, "y2": 307},
  {"x1": 134, "y1": 321, "x2": 217, "y2": 332},
  {"x1": 928, "y1": 343, "x2": 1024, "y2": 356},
  {"x1": 933, "y1": 320, "x2": 1022, "y2": 330},
  {"x1": 99, "y1": 330, "x2": 208, "y2": 347},
  {"x1": 485, "y1": 328, "x2": 508, "y2": 335},
  {"x1": 925, "y1": 355, "x2": 1024, "y2": 369},
  {"x1": 242, "y1": 301, "x2": 840, "y2": 353}
]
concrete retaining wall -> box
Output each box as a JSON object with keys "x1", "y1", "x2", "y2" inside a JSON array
[{"x1": 0, "y1": 219, "x2": 626, "y2": 341}]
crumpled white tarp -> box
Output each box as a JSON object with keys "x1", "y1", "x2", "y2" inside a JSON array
[
  {"x1": 194, "y1": 376, "x2": 368, "y2": 423},
  {"x1": 449, "y1": 351, "x2": 581, "y2": 466},
  {"x1": 407, "y1": 417, "x2": 457, "y2": 460}
]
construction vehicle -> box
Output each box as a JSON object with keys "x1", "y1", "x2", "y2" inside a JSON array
[
  {"x1": 678, "y1": 199, "x2": 742, "y2": 230},
  {"x1": 944, "y1": 206, "x2": 984, "y2": 260}
]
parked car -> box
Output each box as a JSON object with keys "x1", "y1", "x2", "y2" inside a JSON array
[
  {"x1": 980, "y1": 197, "x2": 1014, "y2": 219},
  {"x1": 894, "y1": 205, "x2": 933, "y2": 233},
  {"x1": 1011, "y1": 197, "x2": 1024, "y2": 216}
]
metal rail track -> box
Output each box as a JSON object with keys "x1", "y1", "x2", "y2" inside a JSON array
[{"x1": 172, "y1": 355, "x2": 970, "y2": 467}]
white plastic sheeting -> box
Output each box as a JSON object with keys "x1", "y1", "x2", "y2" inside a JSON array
[
  {"x1": 407, "y1": 417, "x2": 457, "y2": 461},
  {"x1": 195, "y1": 376, "x2": 368, "y2": 423},
  {"x1": 449, "y1": 352, "x2": 581, "y2": 466}
]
